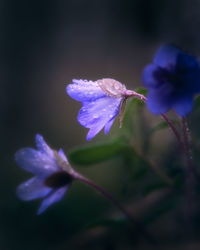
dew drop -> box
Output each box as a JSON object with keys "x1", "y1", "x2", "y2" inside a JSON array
[{"x1": 114, "y1": 84, "x2": 120, "y2": 90}]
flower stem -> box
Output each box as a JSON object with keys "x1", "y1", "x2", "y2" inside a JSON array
[
  {"x1": 161, "y1": 114, "x2": 184, "y2": 148},
  {"x1": 74, "y1": 172, "x2": 156, "y2": 245},
  {"x1": 181, "y1": 117, "x2": 196, "y2": 231},
  {"x1": 132, "y1": 92, "x2": 183, "y2": 148}
]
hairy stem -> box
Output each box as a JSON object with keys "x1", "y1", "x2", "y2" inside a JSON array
[
  {"x1": 73, "y1": 172, "x2": 156, "y2": 244},
  {"x1": 161, "y1": 114, "x2": 184, "y2": 148},
  {"x1": 131, "y1": 92, "x2": 183, "y2": 148},
  {"x1": 182, "y1": 118, "x2": 196, "y2": 230}
]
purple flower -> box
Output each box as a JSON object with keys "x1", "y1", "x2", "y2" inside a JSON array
[
  {"x1": 142, "y1": 45, "x2": 200, "y2": 116},
  {"x1": 66, "y1": 78, "x2": 129, "y2": 140},
  {"x1": 15, "y1": 135, "x2": 73, "y2": 215}
]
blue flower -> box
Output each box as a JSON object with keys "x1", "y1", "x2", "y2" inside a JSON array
[
  {"x1": 15, "y1": 135, "x2": 73, "y2": 215},
  {"x1": 67, "y1": 79, "x2": 128, "y2": 140},
  {"x1": 142, "y1": 45, "x2": 200, "y2": 116}
]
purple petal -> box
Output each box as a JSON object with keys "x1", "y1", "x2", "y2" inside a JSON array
[
  {"x1": 16, "y1": 177, "x2": 52, "y2": 201},
  {"x1": 35, "y1": 134, "x2": 54, "y2": 158},
  {"x1": 37, "y1": 186, "x2": 68, "y2": 215},
  {"x1": 15, "y1": 148, "x2": 59, "y2": 177},
  {"x1": 78, "y1": 96, "x2": 122, "y2": 140},
  {"x1": 177, "y1": 53, "x2": 199, "y2": 71},
  {"x1": 86, "y1": 122, "x2": 106, "y2": 140},
  {"x1": 142, "y1": 64, "x2": 160, "y2": 88},
  {"x1": 173, "y1": 95, "x2": 193, "y2": 116},
  {"x1": 104, "y1": 118, "x2": 115, "y2": 134},
  {"x1": 147, "y1": 84, "x2": 173, "y2": 114},
  {"x1": 67, "y1": 79, "x2": 105, "y2": 102},
  {"x1": 154, "y1": 45, "x2": 180, "y2": 69},
  {"x1": 180, "y1": 69, "x2": 200, "y2": 93}
]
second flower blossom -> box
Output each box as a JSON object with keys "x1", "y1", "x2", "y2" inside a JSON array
[{"x1": 67, "y1": 78, "x2": 135, "y2": 140}]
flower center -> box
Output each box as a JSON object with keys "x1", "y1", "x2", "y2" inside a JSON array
[
  {"x1": 154, "y1": 67, "x2": 183, "y2": 89},
  {"x1": 44, "y1": 171, "x2": 73, "y2": 188}
]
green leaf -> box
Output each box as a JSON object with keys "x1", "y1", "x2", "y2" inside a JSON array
[
  {"x1": 134, "y1": 87, "x2": 148, "y2": 96},
  {"x1": 68, "y1": 139, "x2": 128, "y2": 166},
  {"x1": 194, "y1": 95, "x2": 200, "y2": 109}
]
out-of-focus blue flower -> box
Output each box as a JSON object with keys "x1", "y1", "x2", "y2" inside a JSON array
[
  {"x1": 67, "y1": 78, "x2": 129, "y2": 140},
  {"x1": 15, "y1": 134, "x2": 73, "y2": 215},
  {"x1": 142, "y1": 45, "x2": 200, "y2": 116}
]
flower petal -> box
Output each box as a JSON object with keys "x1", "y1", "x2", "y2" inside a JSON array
[
  {"x1": 154, "y1": 45, "x2": 180, "y2": 69},
  {"x1": 147, "y1": 84, "x2": 173, "y2": 114},
  {"x1": 142, "y1": 64, "x2": 160, "y2": 88},
  {"x1": 86, "y1": 121, "x2": 105, "y2": 141},
  {"x1": 78, "y1": 96, "x2": 122, "y2": 140},
  {"x1": 16, "y1": 177, "x2": 52, "y2": 201},
  {"x1": 173, "y1": 95, "x2": 193, "y2": 116},
  {"x1": 15, "y1": 148, "x2": 59, "y2": 177},
  {"x1": 37, "y1": 186, "x2": 69, "y2": 215},
  {"x1": 178, "y1": 67, "x2": 200, "y2": 93},
  {"x1": 35, "y1": 134, "x2": 54, "y2": 158},
  {"x1": 177, "y1": 53, "x2": 199, "y2": 71},
  {"x1": 104, "y1": 118, "x2": 115, "y2": 134},
  {"x1": 67, "y1": 79, "x2": 105, "y2": 102}
]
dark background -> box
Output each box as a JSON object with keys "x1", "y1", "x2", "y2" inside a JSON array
[{"x1": 1, "y1": 0, "x2": 200, "y2": 249}]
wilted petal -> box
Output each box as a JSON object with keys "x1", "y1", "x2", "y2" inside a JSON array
[
  {"x1": 16, "y1": 177, "x2": 52, "y2": 201},
  {"x1": 97, "y1": 78, "x2": 126, "y2": 97},
  {"x1": 67, "y1": 79, "x2": 105, "y2": 102},
  {"x1": 37, "y1": 186, "x2": 69, "y2": 215},
  {"x1": 15, "y1": 148, "x2": 59, "y2": 177}
]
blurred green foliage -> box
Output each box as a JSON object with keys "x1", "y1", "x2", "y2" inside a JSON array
[{"x1": 62, "y1": 91, "x2": 200, "y2": 249}]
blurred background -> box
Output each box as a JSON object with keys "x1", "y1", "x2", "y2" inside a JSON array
[{"x1": 2, "y1": 0, "x2": 200, "y2": 249}]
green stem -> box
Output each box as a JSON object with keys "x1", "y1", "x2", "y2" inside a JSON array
[{"x1": 73, "y1": 172, "x2": 157, "y2": 245}]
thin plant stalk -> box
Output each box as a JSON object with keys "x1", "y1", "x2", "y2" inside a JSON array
[
  {"x1": 181, "y1": 117, "x2": 196, "y2": 230},
  {"x1": 72, "y1": 172, "x2": 156, "y2": 245},
  {"x1": 129, "y1": 92, "x2": 183, "y2": 148}
]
